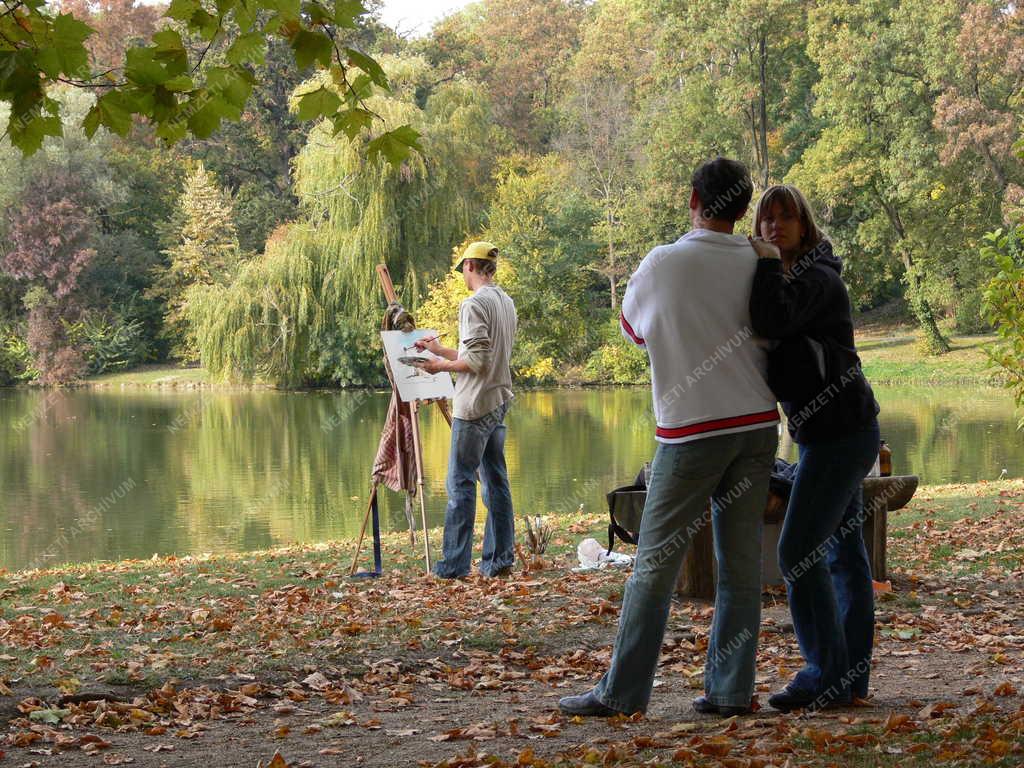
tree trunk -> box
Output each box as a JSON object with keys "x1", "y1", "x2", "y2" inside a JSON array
[
  {"x1": 904, "y1": 262, "x2": 950, "y2": 354},
  {"x1": 978, "y1": 143, "x2": 1011, "y2": 225},
  {"x1": 757, "y1": 35, "x2": 770, "y2": 189},
  {"x1": 607, "y1": 223, "x2": 618, "y2": 309},
  {"x1": 877, "y1": 192, "x2": 950, "y2": 354}
]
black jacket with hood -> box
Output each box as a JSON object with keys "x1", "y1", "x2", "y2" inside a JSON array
[{"x1": 749, "y1": 240, "x2": 879, "y2": 445}]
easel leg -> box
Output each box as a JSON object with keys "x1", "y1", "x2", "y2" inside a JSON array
[
  {"x1": 409, "y1": 400, "x2": 433, "y2": 573},
  {"x1": 404, "y1": 494, "x2": 416, "y2": 546},
  {"x1": 350, "y1": 484, "x2": 378, "y2": 576},
  {"x1": 393, "y1": 402, "x2": 417, "y2": 546}
]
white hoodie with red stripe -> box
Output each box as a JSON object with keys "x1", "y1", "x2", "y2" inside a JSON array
[{"x1": 620, "y1": 228, "x2": 779, "y2": 444}]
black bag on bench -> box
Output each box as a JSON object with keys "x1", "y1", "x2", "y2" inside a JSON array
[
  {"x1": 605, "y1": 460, "x2": 800, "y2": 554},
  {"x1": 605, "y1": 464, "x2": 650, "y2": 553}
]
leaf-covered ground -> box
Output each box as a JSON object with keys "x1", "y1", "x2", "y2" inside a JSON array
[{"x1": 1, "y1": 481, "x2": 1022, "y2": 767}]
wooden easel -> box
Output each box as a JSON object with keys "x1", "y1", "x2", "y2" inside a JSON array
[{"x1": 349, "y1": 264, "x2": 453, "y2": 575}]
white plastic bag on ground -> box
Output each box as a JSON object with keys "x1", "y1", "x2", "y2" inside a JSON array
[
  {"x1": 577, "y1": 537, "x2": 605, "y2": 568},
  {"x1": 574, "y1": 537, "x2": 634, "y2": 571}
]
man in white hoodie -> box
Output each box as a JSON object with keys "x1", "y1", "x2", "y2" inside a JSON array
[{"x1": 560, "y1": 157, "x2": 779, "y2": 718}]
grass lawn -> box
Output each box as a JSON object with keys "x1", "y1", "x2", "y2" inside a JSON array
[
  {"x1": 888, "y1": 478, "x2": 1024, "y2": 574},
  {"x1": 856, "y1": 332, "x2": 1004, "y2": 385},
  {"x1": 85, "y1": 364, "x2": 213, "y2": 388},
  {"x1": 86, "y1": 332, "x2": 1009, "y2": 389}
]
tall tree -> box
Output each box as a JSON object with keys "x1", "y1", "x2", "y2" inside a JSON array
[
  {"x1": 184, "y1": 37, "x2": 313, "y2": 253},
  {"x1": 931, "y1": 2, "x2": 1024, "y2": 216},
  {"x1": 653, "y1": 0, "x2": 815, "y2": 189},
  {"x1": 427, "y1": 0, "x2": 586, "y2": 151},
  {"x1": 559, "y1": 0, "x2": 655, "y2": 308},
  {"x1": 483, "y1": 155, "x2": 600, "y2": 376},
  {"x1": 790, "y1": 0, "x2": 987, "y2": 353},
  {"x1": 2, "y1": 170, "x2": 96, "y2": 382},
  {"x1": 151, "y1": 161, "x2": 241, "y2": 361}
]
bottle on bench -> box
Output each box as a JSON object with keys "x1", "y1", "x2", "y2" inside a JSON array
[{"x1": 879, "y1": 440, "x2": 892, "y2": 477}]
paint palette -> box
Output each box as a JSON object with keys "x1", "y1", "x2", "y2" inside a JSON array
[{"x1": 398, "y1": 356, "x2": 430, "y2": 367}]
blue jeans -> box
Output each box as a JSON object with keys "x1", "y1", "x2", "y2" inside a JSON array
[
  {"x1": 433, "y1": 401, "x2": 515, "y2": 578},
  {"x1": 779, "y1": 421, "x2": 880, "y2": 702},
  {"x1": 594, "y1": 427, "x2": 778, "y2": 714}
]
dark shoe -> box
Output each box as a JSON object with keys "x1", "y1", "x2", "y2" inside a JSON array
[
  {"x1": 431, "y1": 569, "x2": 469, "y2": 580},
  {"x1": 768, "y1": 687, "x2": 812, "y2": 712},
  {"x1": 484, "y1": 565, "x2": 513, "y2": 578},
  {"x1": 768, "y1": 686, "x2": 850, "y2": 712},
  {"x1": 558, "y1": 690, "x2": 620, "y2": 717},
  {"x1": 692, "y1": 695, "x2": 751, "y2": 717}
]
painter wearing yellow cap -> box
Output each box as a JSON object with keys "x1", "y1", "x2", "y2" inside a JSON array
[
  {"x1": 416, "y1": 238, "x2": 517, "y2": 579},
  {"x1": 452, "y1": 241, "x2": 499, "y2": 273}
]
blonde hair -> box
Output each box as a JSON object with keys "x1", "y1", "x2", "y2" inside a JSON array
[{"x1": 753, "y1": 184, "x2": 827, "y2": 255}]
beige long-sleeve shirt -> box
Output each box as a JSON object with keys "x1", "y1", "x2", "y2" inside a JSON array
[{"x1": 454, "y1": 283, "x2": 517, "y2": 420}]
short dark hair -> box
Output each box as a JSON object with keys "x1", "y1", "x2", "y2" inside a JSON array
[
  {"x1": 467, "y1": 257, "x2": 497, "y2": 277},
  {"x1": 691, "y1": 157, "x2": 753, "y2": 223}
]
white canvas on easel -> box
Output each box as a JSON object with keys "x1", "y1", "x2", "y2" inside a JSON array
[{"x1": 381, "y1": 329, "x2": 456, "y2": 403}]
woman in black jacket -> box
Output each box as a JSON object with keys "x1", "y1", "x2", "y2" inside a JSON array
[{"x1": 748, "y1": 184, "x2": 880, "y2": 711}]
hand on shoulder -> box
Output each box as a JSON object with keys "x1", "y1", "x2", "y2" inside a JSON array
[{"x1": 748, "y1": 236, "x2": 782, "y2": 260}]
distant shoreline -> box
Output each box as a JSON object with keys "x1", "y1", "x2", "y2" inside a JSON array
[{"x1": 2, "y1": 331, "x2": 1009, "y2": 391}]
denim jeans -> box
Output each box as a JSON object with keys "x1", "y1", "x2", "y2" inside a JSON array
[
  {"x1": 593, "y1": 427, "x2": 778, "y2": 714},
  {"x1": 778, "y1": 421, "x2": 880, "y2": 702},
  {"x1": 433, "y1": 401, "x2": 515, "y2": 578}
]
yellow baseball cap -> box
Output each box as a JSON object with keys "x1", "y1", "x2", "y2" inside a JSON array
[{"x1": 453, "y1": 241, "x2": 499, "y2": 273}]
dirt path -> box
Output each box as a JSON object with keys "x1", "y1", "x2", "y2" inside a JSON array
[{"x1": 5, "y1": 584, "x2": 1021, "y2": 767}]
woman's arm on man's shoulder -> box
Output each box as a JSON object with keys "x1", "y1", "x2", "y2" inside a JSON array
[{"x1": 749, "y1": 259, "x2": 830, "y2": 339}]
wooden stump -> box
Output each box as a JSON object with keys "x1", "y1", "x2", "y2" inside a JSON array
[
  {"x1": 675, "y1": 475, "x2": 919, "y2": 599},
  {"x1": 676, "y1": 504, "x2": 716, "y2": 598}
]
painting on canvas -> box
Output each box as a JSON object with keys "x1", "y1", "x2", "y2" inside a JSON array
[{"x1": 380, "y1": 329, "x2": 456, "y2": 402}]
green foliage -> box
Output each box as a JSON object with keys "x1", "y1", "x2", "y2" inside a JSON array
[
  {"x1": 0, "y1": 324, "x2": 38, "y2": 385},
  {"x1": 558, "y1": 0, "x2": 656, "y2": 308},
  {"x1": 306, "y1": 320, "x2": 384, "y2": 387},
  {"x1": 232, "y1": 180, "x2": 298, "y2": 255},
  {"x1": 70, "y1": 314, "x2": 149, "y2": 375},
  {"x1": 185, "y1": 36, "x2": 306, "y2": 254},
  {"x1": 189, "y1": 225, "x2": 318, "y2": 386},
  {"x1": 413, "y1": 156, "x2": 605, "y2": 384},
  {"x1": 0, "y1": 0, "x2": 419, "y2": 167},
  {"x1": 780, "y1": 0, "x2": 1024, "y2": 354},
  {"x1": 416, "y1": 257, "x2": 471, "y2": 346},
  {"x1": 654, "y1": 0, "x2": 816, "y2": 188},
  {"x1": 981, "y1": 225, "x2": 1024, "y2": 426},
  {"x1": 584, "y1": 313, "x2": 650, "y2": 385},
  {"x1": 425, "y1": 0, "x2": 587, "y2": 151},
  {"x1": 483, "y1": 155, "x2": 602, "y2": 380}
]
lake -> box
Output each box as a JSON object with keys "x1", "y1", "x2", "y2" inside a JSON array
[{"x1": 0, "y1": 385, "x2": 1020, "y2": 571}]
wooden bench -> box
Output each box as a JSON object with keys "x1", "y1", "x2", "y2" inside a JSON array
[{"x1": 676, "y1": 475, "x2": 919, "y2": 600}]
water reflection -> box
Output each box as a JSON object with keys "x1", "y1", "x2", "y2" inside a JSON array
[{"x1": 0, "y1": 385, "x2": 1018, "y2": 570}]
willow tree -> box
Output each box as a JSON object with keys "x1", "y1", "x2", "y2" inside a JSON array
[{"x1": 190, "y1": 56, "x2": 503, "y2": 386}]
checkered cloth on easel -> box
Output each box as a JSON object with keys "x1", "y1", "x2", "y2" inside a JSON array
[{"x1": 372, "y1": 393, "x2": 417, "y2": 496}]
